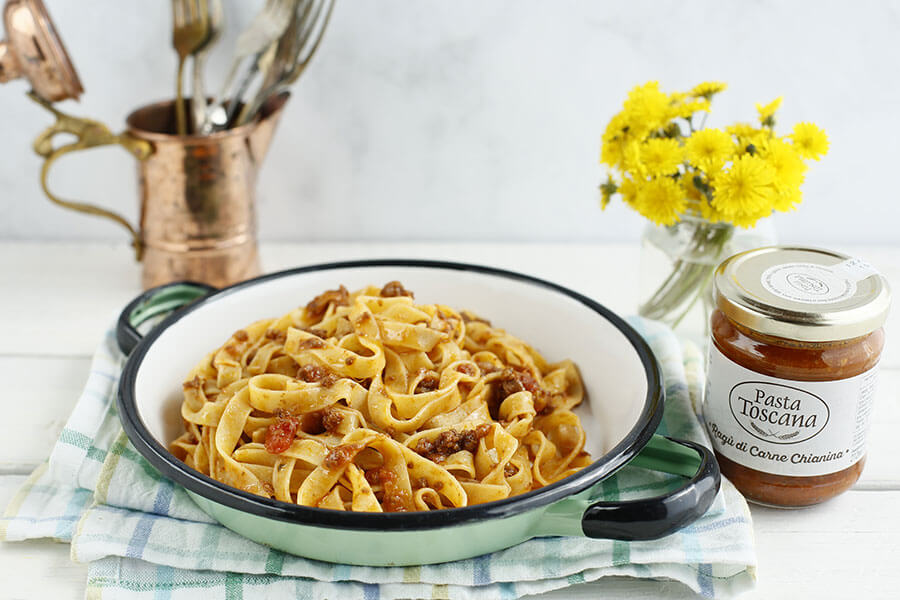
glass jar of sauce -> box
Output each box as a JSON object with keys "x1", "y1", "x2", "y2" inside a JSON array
[{"x1": 704, "y1": 246, "x2": 891, "y2": 507}]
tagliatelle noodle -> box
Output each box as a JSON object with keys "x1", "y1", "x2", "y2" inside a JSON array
[{"x1": 170, "y1": 282, "x2": 592, "y2": 512}]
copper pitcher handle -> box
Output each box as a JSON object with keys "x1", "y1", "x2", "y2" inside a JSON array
[{"x1": 28, "y1": 91, "x2": 153, "y2": 260}]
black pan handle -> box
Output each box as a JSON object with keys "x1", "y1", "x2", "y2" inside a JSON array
[
  {"x1": 581, "y1": 436, "x2": 721, "y2": 540},
  {"x1": 116, "y1": 281, "x2": 218, "y2": 356}
]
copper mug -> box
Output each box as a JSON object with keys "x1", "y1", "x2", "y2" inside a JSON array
[{"x1": 28, "y1": 92, "x2": 288, "y2": 289}]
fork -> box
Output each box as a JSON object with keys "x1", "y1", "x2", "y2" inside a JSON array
[
  {"x1": 200, "y1": 0, "x2": 297, "y2": 133},
  {"x1": 171, "y1": 0, "x2": 212, "y2": 135},
  {"x1": 190, "y1": 0, "x2": 224, "y2": 134},
  {"x1": 235, "y1": 0, "x2": 334, "y2": 127}
]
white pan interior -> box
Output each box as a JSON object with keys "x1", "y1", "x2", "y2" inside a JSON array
[{"x1": 132, "y1": 266, "x2": 650, "y2": 459}]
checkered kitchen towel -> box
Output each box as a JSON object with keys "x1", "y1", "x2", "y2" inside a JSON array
[{"x1": 1, "y1": 318, "x2": 755, "y2": 599}]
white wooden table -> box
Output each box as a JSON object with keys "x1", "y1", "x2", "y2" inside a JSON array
[{"x1": 1, "y1": 241, "x2": 898, "y2": 599}]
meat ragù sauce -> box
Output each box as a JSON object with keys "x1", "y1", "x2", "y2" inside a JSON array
[
  {"x1": 704, "y1": 246, "x2": 890, "y2": 508},
  {"x1": 710, "y1": 309, "x2": 884, "y2": 507}
]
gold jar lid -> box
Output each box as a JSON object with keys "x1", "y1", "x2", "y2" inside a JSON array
[{"x1": 713, "y1": 246, "x2": 891, "y2": 342}]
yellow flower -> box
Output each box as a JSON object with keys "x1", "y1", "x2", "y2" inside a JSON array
[
  {"x1": 762, "y1": 138, "x2": 807, "y2": 192},
  {"x1": 671, "y1": 98, "x2": 711, "y2": 120},
  {"x1": 756, "y1": 97, "x2": 782, "y2": 127},
  {"x1": 690, "y1": 81, "x2": 727, "y2": 99},
  {"x1": 772, "y1": 187, "x2": 802, "y2": 213},
  {"x1": 634, "y1": 177, "x2": 686, "y2": 226},
  {"x1": 729, "y1": 205, "x2": 774, "y2": 228},
  {"x1": 600, "y1": 112, "x2": 630, "y2": 167},
  {"x1": 622, "y1": 81, "x2": 670, "y2": 136},
  {"x1": 619, "y1": 177, "x2": 639, "y2": 206},
  {"x1": 685, "y1": 128, "x2": 734, "y2": 174},
  {"x1": 727, "y1": 123, "x2": 772, "y2": 153},
  {"x1": 697, "y1": 198, "x2": 728, "y2": 223},
  {"x1": 623, "y1": 141, "x2": 645, "y2": 176},
  {"x1": 640, "y1": 138, "x2": 684, "y2": 176},
  {"x1": 712, "y1": 154, "x2": 776, "y2": 226},
  {"x1": 791, "y1": 122, "x2": 829, "y2": 160}
]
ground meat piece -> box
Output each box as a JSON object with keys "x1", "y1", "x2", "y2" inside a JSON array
[
  {"x1": 458, "y1": 430, "x2": 479, "y2": 454},
  {"x1": 414, "y1": 371, "x2": 440, "y2": 394},
  {"x1": 474, "y1": 423, "x2": 492, "y2": 439},
  {"x1": 383, "y1": 483, "x2": 409, "y2": 512},
  {"x1": 222, "y1": 344, "x2": 240, "y2": 358},
  {"x1": 415, "y1": 425, "x2": 492, "y2": 462},
  {"x1": 182, "y1": 376, "x2": 202, "y2": 390},
  {"x1": 415, "y1": 438, "x2": 436, "y2": 459},
  {"x1": 305, "y1": 286, "x2": 350, "y2": 321},
  {"x1": 296, "y1": 363, "x2": 327, "y2": 383},
  {"x1": 323, "y1": 443, "x2": 363, "y2": 470},
  {"x1": 265, "y1": 328, "x2": 286, "y2": 342},
  {"x1": 301, "y1": 327, "x2": 327, "y2": 339},
  {"x1": 298, "y1": 407, "x2": 343, "y2": 434},
  {"x1": 319, "y1": 373, "x2": 339, "y2": 388},
  {"x1": 345, "y1": 356, "x2": 356, "y2": 366},
  {"x1": 456, "y1": 363, "x2": 476, "y2": 376},
  {"x1": 504, "y1": 463, "x2": 518, "y2": 478},
  {"x1": 297, "y1": 337, "x2": 326, "y2": 350},
  {"x1": 364, "y1": 468, "x2": 410, "y2": 512},
  {"x1": 380, "y1": 281, "x2": 413, "y2": 298},
  {"x1": 495, "y1": 367, "x2": 549, "y2": 412},
  {"x1": 233, "y1": 330, "x2": 249, "y2": 342},
  {"x1": 321, "y1": 407, "x2": 344, "y2": 432},
  {"x1": 264, "y1": 411, "x2": 299, "y2": 454}
]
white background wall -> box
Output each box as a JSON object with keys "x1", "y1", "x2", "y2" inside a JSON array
[{"x1": 0, "y1": 0, "x2": 898, "y2": 245}]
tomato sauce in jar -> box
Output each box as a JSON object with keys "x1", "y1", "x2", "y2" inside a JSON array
[{"x1": 704, "y1": 247, "x2": 890, "y2": 507}]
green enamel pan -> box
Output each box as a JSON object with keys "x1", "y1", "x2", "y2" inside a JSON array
[{"x1": 116, "y1": 260, "x2": 720, "y2": 566}]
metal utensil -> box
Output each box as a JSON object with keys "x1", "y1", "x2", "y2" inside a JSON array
[
  {"x1": 235, "y1": 0, "x2": 334, "y2": 127},
  {"x1": 190, "y1": 0, "x2": 223, "y2": 133},
  {"x1": 171, "y1": 0, "x2": 213, "y2": 135},
  {"x1": 201, "y1": 0, "x2": 296, "y2": 133}
]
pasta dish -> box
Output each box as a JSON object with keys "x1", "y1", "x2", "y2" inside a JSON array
[{"x1": 171, "y1": 282, "x2": 591, "y2": 512}]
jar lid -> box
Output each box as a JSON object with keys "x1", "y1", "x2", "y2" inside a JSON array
[
  {"x1": 713, "y1": 246, "x2": 891, "y2": 342},
  {"x1": 1, "y1": 0, "x2": 83, "y2": 102}
]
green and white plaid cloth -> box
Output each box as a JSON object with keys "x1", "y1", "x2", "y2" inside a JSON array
[{"x1": 1, "y1": 318, "x2": 756, "y2": 599}]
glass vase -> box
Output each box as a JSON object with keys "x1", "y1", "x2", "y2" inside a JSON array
[{"x1": 638, "y1": 213, "x2": 776, "y2": 344}]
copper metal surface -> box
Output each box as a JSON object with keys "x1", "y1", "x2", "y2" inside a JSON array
[
  {"x1": 30, "y1": 92, "x2": 289, "y2": 290},
  {"x1": 130, "y1": 92, "x2": 288, "y2": 289},
  {"x1": 1, "y1": 0, "x2": 82, "y2": 101}
]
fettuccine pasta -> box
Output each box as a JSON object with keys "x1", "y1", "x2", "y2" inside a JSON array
[{"x1": 170, "y1": 282, "x2": 591, "y2": 512}]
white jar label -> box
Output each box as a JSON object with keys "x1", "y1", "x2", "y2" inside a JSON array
[{"x1": 704, "y1": 343, "x2": 878, "y2": 477}]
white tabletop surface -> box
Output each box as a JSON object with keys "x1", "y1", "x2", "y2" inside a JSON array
[{"x1": 1, "y1": 241, "x2": 898, "y2": 599}]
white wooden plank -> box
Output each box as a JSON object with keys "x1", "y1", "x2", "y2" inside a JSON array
[
  {"x1": 857, "y1": 370, "x2": 900, "y2": 487},
  {"x1": 747, "y1": 490, "x2": 900, "y2": 599},
  {"x1": 0, "y1": 356, "x2": 92, "y2": 474},
  {"x1": 0, "y1": 242, "x2": 140, "y2": 357}
]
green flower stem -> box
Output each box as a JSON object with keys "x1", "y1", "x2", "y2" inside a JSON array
[{"x1": 638, "y1": 219, "x2": 734, "y2": 328}]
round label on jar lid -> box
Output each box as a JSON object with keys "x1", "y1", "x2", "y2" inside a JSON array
[
  {"x1": 760, "y1": 258, "x2": 880, "y2": 304},
  {"x1": 714, "y1": 246, "x2": 891, "y2": 342}
]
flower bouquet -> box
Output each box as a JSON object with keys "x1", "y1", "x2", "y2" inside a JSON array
[{"x1": 599, "y1": 81, "x2": 828, "y2": 334}]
